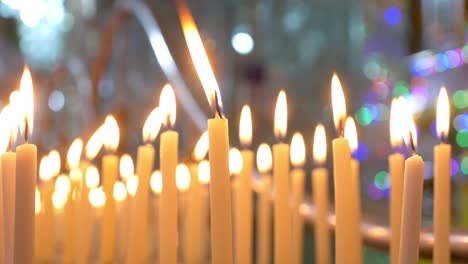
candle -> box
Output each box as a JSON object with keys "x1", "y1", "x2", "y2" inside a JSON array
[
  {"x1": 312, "y1": 124, "x2": 331, "y2": 264},
  {"x1": 178, "y1": 1, "x2": 234, "y2": 261},
  {"x1": 2, "y1": 149, "x2": 15, "y2": 264},
  {"x1": 14, "y1": 67, "x2": 37, "y2": 264},
  {"x1": 126, "y1": 106, "x2": 159, "y2": 263},
  {"x1": 434, "y1": 87, "x2": 451, "y2": 264},
  {"x1": 398, "y1": 101, "x2": 425, "y2": 264},
  {"x1": 235, "y1": 105, "x2": 254, "y2": 264},
  {"x1": 256, "y1": 143, "x2": 272, "y2": 264},
  {"x1": 159, "y1": 84, "x2": 179, "y2": 264},
  {"x1": 34, "y1": 187, "x2": 41, "y2": 261},
  {"x1": 89, "y1": 186, "x2": 106, "y2": 258},
  {"x1": 290, "y1": 132, "x2": 305, "y2": 264},
  {"x1": 388, "y1": 98, "x2": 405, "y2": 264},
  {"x1": 273, "y1": 90, "x2": 292, "y2": 264},
  {"x1": 150, "y1": 170, "x2": 161, "y2": 257},
  {"x1": 197, "y1": 160, "x2": 211, "y2": 261},
  {"x1": 330, "y1": 73, "x2": 360, "y2": 263},
  {"x1": 185, "y1": 132, "x2": 209, "y2": 263},
  {"x1": 100, "y1": 115, "x2": 120, "y2": 263},
  {"x1": 55, "y1": 174, "x2": 74, "y2": 262},
  {"x1": 343, "y1": 117, "x2": 363, "y2": 263},
  {"x1": 113, "y1": 181, "x2": 128, "y2": 262}
]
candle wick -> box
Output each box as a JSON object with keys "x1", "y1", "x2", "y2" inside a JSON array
[
  {"x1": 337, "y1": 117, "x2": 345, "y2": 138},
  {"x1": 440, "y1": 133, "x2": 448, "y2": 144},
  {"x1": 214, "y1": 91, "x2": 224, "y2": 119},
  {"x1": 409, "y1": 130, "x2": 416, "y2": 155},
  {"x1": 24, "y1": 117, "x2": 29, "y2": 144}
]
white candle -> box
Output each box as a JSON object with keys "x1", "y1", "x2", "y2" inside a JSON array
[
  {"x1": 290, "y1": 132, "x2": 305, "y2": 264},
  {"x1": 256, "y1": 143, "x2": 272, "y2": 264}
]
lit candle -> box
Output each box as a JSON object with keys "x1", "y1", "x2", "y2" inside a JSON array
[
  {"x1": 55, "y1": 174, "x2": 74, "y2": 262},
  {"x1": 433, "y1": 87, "x2": 451, "y2": 264},
  {"x1": 179, "y1": 1, "x2": 233, "y2": 262},
  {"x1": 398, "y1": 100, "x2": 425, "y2": 264},
  {"x1": 290, "y1": 132, "x2": 305, "y2": 264},
  {"x1": 312, "y1": 124, "x2": 330, "y2": 264},
  {"x1": 159, "y1": 84, "x2": 179, "y2": 264},
  {"x1": 34, "y1": 187, "x2": 41, "y2": 261},
  {"x1": 234, "y1": 105, "x2": 254, "y2": 264},
  {"x1": 343, "y1": 117, "x2": 363, "y2": 263},
  {"x1": 89, "y1": 187, "x2": 106, "y2": 257},
  {"x1": 100, "y1": 115, "x2": 120, "y2": 263},
  {"x1": 273, "y1": 90, "x2": 292, "y2": 264},
  {"x1": 197, "y1": 160, "x2": 211, "y2": 261},
  {"x1": 150, "y1": 170, "x2": 161, "y2": 257},
  {"x1": 14, "y1": 67, "x2": 37, "y2": 264},
  {"x1": 113, "y1": 181, "x2": 128, "y2": 262},
  {"x1": 185, "y1": 132, "x2": 209, "y2": 263},
  {"x1": 330, "y1": 73, "x2": 360, "y2": 263},
  {"x1": 126, "y1": 106, "x2": 160, "y2": 263},
  {"x1": 388, "y1": 98, "x2": 405, "y2": 264},
  {"x1": 0, "y1": 104, "x2": 16, "y2": 264},
  {"x1": 256, "y1": 143, "x2": 272, "y2": 264}
]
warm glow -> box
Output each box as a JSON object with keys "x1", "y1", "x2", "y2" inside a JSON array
[
  {"x1": 103, "y1": 115, "x2": 120, "y2": 152},
  {"x1": 113, "y1": 181, "x2": 127, "y2": 202},
  {"x1": 85, "y1": 166, "x2": 100, "y2": 189},
  {"x1": 400, "y1": 98, "x2": 418, "y2": 149},
  {"x1": 52, "y1": 191, "x2": 68, "y2": 210},
  {"x1": 9, "y1": 91, "x2": 21, "y2": 144},
  {"x1": 229, "y1": 147, "x2": 243, "y2": 175},
  {"x1": 436, "y1": 87, "x2": 450, "y2": 139},
  {"x1": 39, "y1": 156, "x2": 52, "y2": 182},
  {"x1": 35, "y1": 187, "x2": 41, "y2": 214},
  {"x1": 89, "y1": 188, "x2": 106, "y2": 208},
  {"x1": 256, "y1": 143, "x2": 272, "y2": 174},
  {"x1": 19, "y1": 66, "x2": 34, "y2": 137},
  {"x1": 150, "y1": 170, "x2": 162, "y2": 194},
  {"x1": 331, "y1": 73, "x2": 346, "y2": 132},
  {"x1": 193, "y1": 131, "x2": 209, "y2": 161},
  {"x1": 344, "y1": 117, "x2": 358, "y2": 153},
  {"x1": 159, "y1": 84, "x2": 177, "y2": 128},
  {"x1": 55, "y1": 174, "x2": 71, "y2": 196},
  {"x1": 290, "y1": 132, "x2": 306, "y2": 167},
  {"x1": 48, "y1": 150, "x2": 61, "y2": 177},
  {"x1": 178, "y1": 1, "x2": 223, "y2": 111},
  {"x1": 239, "y1": 105, "x2": 252, "y2": 147},
  {"x1": 390, "y1": 98, "x2": 403, "y2": 148},
  {"x1": 126, "y1": 175, "x2": 139, "y2": 197},
  {"x1": 142, "y1": 107, "x2": 162, "y2": 143},
  {"x1": 85, "y1": 125, "x2": 105, "y2": 160},
  {"x1": 313, "y1": 124, "x2": 327, "y2": 165},
  {"x1": 274, "y1": 90, "x2": 287, "y2": 139},
  {"x1": 119, "y1": 154, "x2": 134, "y2": 180},
  {"x1": 67, "y1": 138, "x2": 83, "y2": 170},
  {"x1": 176, "y1": 164, "x2": 191, "y2": 192},
  {"x1": 0, "y1": 106, "x2": 14, "y2": 153},
  {"x1": 198, "y1": 160, "x2": 210, "y2": 184}
]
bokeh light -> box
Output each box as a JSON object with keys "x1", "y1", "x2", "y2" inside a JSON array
[
  {"x1": 374, "y1": 170, "x2": 389, "y2": 190},
  {"x1": 384, "y1": 7, "x2": 401, "y2": 27},
  {"x1": 231, "y1": 31, "x2": 254, "y2": 55},
  {"x1": 456, "y1": 131, "x2": 468, "y2": 148},
  {"x1": 461, "y1": 157, "x2": 468, "y2": 175},
  {"x1": 453, "y1": 90, "x2": 468, "y2": 109},
  {"x1": 393, "y1": 80, "x2": 410, "y2": 97},
  {"x1": 424, "y1": 161, "x2": 433, "y2": 179},
  {"x1": 453, "y1": 113, "x2": 468, "y2": 131},
  {"x1": 450, "y1": 158, "x2": 459, "y2": 176},
  {"x1": 368, "y1": 182, "x2": 385, "y2": 200},
  {"x1": 353, "y1": 142, "x2": 369, "y2": 161},
  {"x1": 48, "y1": 90, "x2": 65, "y2": 112}
]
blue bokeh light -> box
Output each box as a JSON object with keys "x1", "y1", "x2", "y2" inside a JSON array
[{"x1": 384, "y1": 7, "x2": 402, "y2": 27}]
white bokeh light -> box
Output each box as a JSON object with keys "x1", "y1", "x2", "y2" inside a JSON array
[{"x1": 231, "y1": 32, "x2": 254, "y2": 55}]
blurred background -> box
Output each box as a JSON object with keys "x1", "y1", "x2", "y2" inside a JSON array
[{"x1": 1, "y1": 0, "x2": 468, "y2": 262}]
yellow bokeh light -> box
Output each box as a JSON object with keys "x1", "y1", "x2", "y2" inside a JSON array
[{"x1": 256, "y1": 143, "x2": 272, "y2": 174}]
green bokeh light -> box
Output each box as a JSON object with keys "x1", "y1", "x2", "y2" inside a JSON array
[
  {"x1": 393, "y1": 81, "x2": 410, "y2": 97},
  {"x1": 374, "y1": 170, "x2": 389, "y2": 190},
  {"x1": 461, "y1": 157, "x2": 468, "y2": 175},
  {"x1": 453, "y1": 90, "x2": 466, "y2": 109},
  {"x1": 355, "y1": 106, "x2": 373, "y2": 126},
  {"x1": 456, "y1": 131, "x2": 468, "y2": 148}
]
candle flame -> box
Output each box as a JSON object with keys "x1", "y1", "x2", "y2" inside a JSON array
[
  {"x1": 229, "y1": 147, "x2": 243, "y2": 175},
  {"x1": 67, "y1": 138, "x2": 83, "y2": 170},
  {"x1": 126, "y1": 175, "x2": 139, "y2": 197},
  {"x1": 85, "y1": 165, "x2": 100, "y2": 189},
  {"x1": 150, "y1": 170, "x2": 162, "y2": 194},
  {"x1": 9, "y1": 91, "x2": 22, "y2": 145},
  {"x1": 18, "y1": 66, "x2": 34, "y2": 139},
  {"x1": 436, "y1": 86, "x2": 450, "y2": 140},
  {"x1": 103, "y1": 115, "x2": 120, "y2": 152},
  {"x1": 39, "y1": 156, "x2": 52, "y2": 181},
  {"x1": 119, "y1": 154, "x2": 134, "y2": 180},
  {"x1": 159, "y1": 84, "x2": 177, "y2": 128},
  {"x1": 274, "y1": 90, "x2": 287, "y2": 140},
  {"x1": 52, "y1": 191, "x2": 68, "y2": 210},
  {"x1": 331, "y1": 73, "x2": 346, "y2": 133},
  {"x1": 142, "y1": 107, "x2": 162, "y2": 143},
  {"x1": 113, "y1": 181, "x2": 127, "y2": 202},
  {"x1": 35, "y1": 187, "x2": 41, "y2": 214},
  {"x1": 85, "y1": 125, "x2": 105, "y2": 160},
  {"x1": 313, "y1": 124, "x2": 327, "y2": 165},
  {"x1": 344, "y1": 117, "x2": 358, "y2": 153},
  {"x1": 290, "y1": 132, "x2": 306, "y2": 167},
  {"x1": 198, "y1": 160, "x2": 210, "y2": 184},
  {"x1": 176, "y1": 164, "x2": 191, "y2": 192},
  {"x1": 89, "y1": 187, "x2": 106, "y2": 208},
  {"x1": 178, "y1": 0, "x2": 223, "y2": 114},
  {"x1": 390, "y1": 97, "x2": 403, "y2": 148},
  {"x1": 193, "y1": 131, "x2": 209, "y2": 161},
  {"x1": 400, "y1": 98, "x2": 418, "y2": 151},
  {"x1": 48, "y1": 150, "x2": 61, "y2": 177},
  {"x1": 239, "y1": 105, "x2": 253, "y2": 147},
  {"x1": 55, "y1": 174, "x2": 71, "y2": 196},
  {"x1": 256, "y1": 143, "x2": 272, "y2": 174}
]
